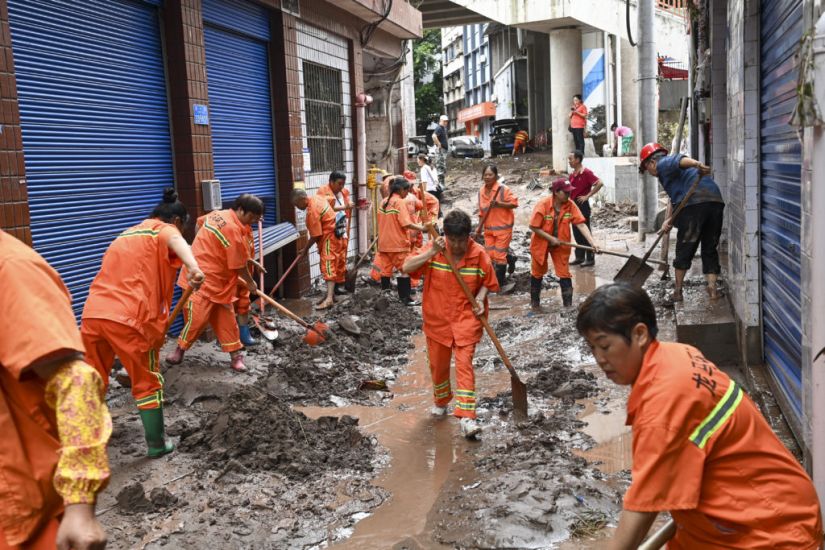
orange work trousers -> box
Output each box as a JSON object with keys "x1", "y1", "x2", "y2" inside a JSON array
[
  {"x1": 81, "y1": 318, "x2": 163, "y2": 410},
  {"x1": 234, "y1": 282, "x2": 251, "y2": 316},
  {"x1": 0, "y1": 517, "x2": 59, "y2": 550},
  {"x1": 531, "y1": 245, "x2": 571, "y2": 279},
  {"x1": 333, "y1": 236, "x2": 349, "y2": 284},
  {"x1": 177, "y1": 291, "x2": 242, "y2": 353},
  {"x1": 319, "y1": 233, "x2": 342, "y2": 282},
  {"x1": 427, "y1": 337, "x2": 478, "y2": 419},
  {"x1": 373, "y1": 251, "x2": 409, "y2": 278},
  {"x1": 483, "y1": 230, "x2": 512, "y2": 265},
  {"x1": 513, "y1": 138, "x2": 527, "y2": 154}
]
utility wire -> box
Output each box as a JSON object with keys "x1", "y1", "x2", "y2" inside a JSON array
[
  {"x1": 361, "y1": 0, "x2": 394, "y2": 47},
  {"x1": 627, "y1": 0, "x2": 637, "y2": 47}
]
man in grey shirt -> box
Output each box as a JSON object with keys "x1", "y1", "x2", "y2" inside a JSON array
[{"x1": 432, "y1": 115, "x2": 449, "y2": 187}]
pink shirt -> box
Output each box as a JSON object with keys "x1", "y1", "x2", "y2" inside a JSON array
[{"x1": 614, "y1": 125, "x2": 633, "y2": 137}]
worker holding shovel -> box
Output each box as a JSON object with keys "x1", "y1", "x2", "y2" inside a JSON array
[
  {"x1": 1, "y1": 230, "x2": 112, "y2": 550},
  {"x1": 317, "y1": 170, "x2": 354, "y2": 297},
  {"x1": 166, "y1": 193, "x2": 263, "y2": 373},
  {"x1": 577, "y1": 283, "x2": 822, "y2": 549},
  {"x1": 403, "y1": 209, "x2": 500, "y2": 438},
  {"x1": 478, "y1": 163, "x2": 519, "y2": 287},
  {"x1": 83, "y1": 188, "x2": 204, "y2": 458},
  {"x1": 291, "y1": 187, "x2": 339, "y2": 310},
  {"x1": 639, "y1": 143, "x2": 725, "y2": 306},
  {"x1": 528, "y1": 178, "x2": 600, "y2": 309}
]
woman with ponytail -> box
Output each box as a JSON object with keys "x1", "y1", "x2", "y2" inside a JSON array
[
  {"x1": 81, "y1": 188, "x2": 204, "y2": 458},
  {"x1": 375, "y1": 176, "x2": 428, "y2": 305}
]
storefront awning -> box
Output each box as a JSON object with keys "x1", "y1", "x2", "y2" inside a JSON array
[{"x1": 458, "y1": 102, "x2": 496, "y2": 123}]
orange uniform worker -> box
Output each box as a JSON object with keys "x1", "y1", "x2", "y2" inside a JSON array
[
  {"x1": 577, "y1": 284, "x2": 823, "y2": 549},
  {"x1": 1, "y1": 229, "x2": 111, "y2": 550},
  {"x1": 477, "y1": 163, "x2": 518, "y2": 287},
  {"x1": 317, "y1": 171, "x2": 354, "y2": 296},
  {"x1": 290, "y1": 187, "x2": 340, "y2": 309},
  {"x1": 166, "y1": 194, "x2": 264, "y2": 373},
  {"x1": 82, "y1": 189, "x2": 204, "y2": 458},
  {"x1": 403, "y1": 209, "x2": 499, "y2": 439},
  {"x1": 512, "y1": 129, "x2": 529, "y2": 155},
  {"x1": 529, "y1": 178, "x2": 599, "y2": 309},
  {"x1": 374, "y1": 176, "x2": 427, "y2": 305}
]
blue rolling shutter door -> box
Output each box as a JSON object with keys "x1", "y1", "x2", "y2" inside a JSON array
[
  {"x1": 760, "y1": 0, "x2": 803, "y2": 427},
  {"x1": 203, "y1": 0, "x2": 277, "y2": 226},
  {"x1": 8, "y1": 0, "x2": 173, "y2": 319}
]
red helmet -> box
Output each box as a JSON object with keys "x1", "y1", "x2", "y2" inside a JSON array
[{"x1": 639, "y1": 142, "x2": 668, "y2": 173}]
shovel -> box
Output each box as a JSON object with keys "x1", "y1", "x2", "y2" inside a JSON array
[
  {"x1": 252, "y1": 314, "x2": 279, "y2": 341},
  {"x1": 615, "y1": 173, "x2": 703, "y2": 288},
  {"x1": 268, "y1": 251, "x2": 304, "y2": 297},
  {"x1": 559, "y1": 241, "x2": 669, "y2": 267},
  {"x1": 424, "y1": 224, "x2": 528, "y2": 419},
  {"x1": 638, "y1": 519, "x2": 676, "y2": 550},
  {"x1": 165, "y1": 286, "x2": 194, "y2": 333},
  {"x1": 255, "y1": 290, "x2": 331, "y2": 346},
  {"x1": 343, "y1": 235, "x2": 380, "y2": 293}
]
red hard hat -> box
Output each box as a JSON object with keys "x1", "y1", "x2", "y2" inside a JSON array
[{"x1": 639, "y1": 142, "x2": 668, "y2": 173}]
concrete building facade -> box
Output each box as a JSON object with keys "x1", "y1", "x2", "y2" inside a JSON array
[
  {"x1": 441, "y1": 26, "x2": 465, "y2": 137},
  {"x1": 0, "y1": 0, "x2": 422, "y2": 312}
]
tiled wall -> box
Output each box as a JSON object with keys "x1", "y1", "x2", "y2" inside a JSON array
[
  {"x1": 723, "y1": 0, "x2": 762, "y2": 361},
  {"x1": 0, "y1": 0, "x2": 29, "y2": 244}
]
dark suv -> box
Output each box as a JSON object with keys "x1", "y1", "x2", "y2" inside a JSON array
[{"x1": 489, "y1": 119, "x2": 523, "y2": 156}]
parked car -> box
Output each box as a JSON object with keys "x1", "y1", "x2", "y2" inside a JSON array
[
  {"x1": 489, "y1": 119, "x2": 522, "y2": 156},
  {"x1": 449, "y1": 136, "x2": 485, "y2": 158},
  {"x1": 407, "y1": 135, "x2": 431, "y2": 157}
]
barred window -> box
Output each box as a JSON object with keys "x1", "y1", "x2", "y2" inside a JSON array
[{"x1": 303, "y1": 61, "x2": 343, "y2": 173}]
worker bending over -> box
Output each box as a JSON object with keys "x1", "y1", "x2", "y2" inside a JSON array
[
  {"x1": 529, "y1": 179, "x2": 599, "y2": 309},
  {"x1": 317, "y1": 170, "x2": 354, "y2": 296},
  {"x1": 477, "y1": 164, "x2": 518, "y2": 287},
  {"x1": 577, "y1": 284, "x2": 823, "y2": 549},
  {"x1": 512, "y1": 129, "x2": 529, "y2": 155},
  {"x1": 375, "y1": 176, "x2": 427, "y2": 305},
  {"x1": 290, "y1": 187, "x2": 340, "y2": 309},
  {"x1": 83, "y1": 189, "x2": 204, "y2": 457},
  {"x1": 403, "y1": 209, "x2": 500, "y2": 438},
  {"x1": 1, "y1": 230, "x2": 111, "y2": 550},
  {"x1": 167, "y1": 194, "x2": 263, "y2": 372}
]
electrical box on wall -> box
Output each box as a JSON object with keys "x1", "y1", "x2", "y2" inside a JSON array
[{"x1": 202, "y1": 180, "x2": 222, "y2": 211}]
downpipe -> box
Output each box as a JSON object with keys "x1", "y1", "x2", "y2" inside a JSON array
[{"x1": 355, "y1": 92, "x2": 373, "y2": 255}]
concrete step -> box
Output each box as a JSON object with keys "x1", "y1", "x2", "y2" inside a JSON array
[{"x1": 674, "y1": 285, "x2": 739, "y2": 366}]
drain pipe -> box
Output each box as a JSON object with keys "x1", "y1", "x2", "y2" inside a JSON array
[
  {"x1": 810, "y1": 12, "x2": 825, "y2": 503},
  {"x1": 355, "y1": 92, "x2": 373, "y2": 255}
]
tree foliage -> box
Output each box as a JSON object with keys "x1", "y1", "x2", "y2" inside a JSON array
[{"x1": 413, "y1": 29, "x2": 444, "y2": 132}]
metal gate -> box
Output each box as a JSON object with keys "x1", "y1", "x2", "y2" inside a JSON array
[
  {"x1": 8, "y1": 0, "x2": 173, "y2": 319},
  {"x1": 760, "y1": 0, "x2": 803, "y2": 429},
  {"x1": 203, "y1": 0, "x2": 277, "y2": 226}
]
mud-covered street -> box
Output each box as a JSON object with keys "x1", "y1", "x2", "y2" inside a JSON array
[{"x1": 97, "y1": 153, "x2": 720, "y2": 548}]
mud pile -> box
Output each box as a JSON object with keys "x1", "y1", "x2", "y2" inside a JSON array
[
  {"x1": 180, "y1": 386, "x2": 375, "y2": 479},
  {"x1": 591, "y1": 201, "x2": 638, "y2": 230},
  {"x1": 262, "y1": 286, "x2": 419, "y2": 405}
]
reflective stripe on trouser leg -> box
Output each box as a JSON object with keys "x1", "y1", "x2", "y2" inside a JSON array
[
  {"x1": 334, "y1": 237, "x2": 348, "y2": 283},
  {"x1": 426, "y1": 337, "x2": 453, "y2": 406},
  {"x1": 209, "y1": 302, "x2": 243, "y2": 353},
  {"x1": 484, "y1": 230, "x2": 512, "y2": 264},
  {"x1": 320, "y1": 234, "x2": 337, "y2": 281},
  {"x1": 452, "y1": 342, "x2": 478, "y2": 419},
  {"x1": 136, "y1": 349, "x2": 164, "y2": 410},
  {"x1": 177, "y1": 293, "x2": 199, "y2": 349}
]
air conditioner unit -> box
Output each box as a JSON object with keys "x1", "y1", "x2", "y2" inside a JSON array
[{"x1": 202, "y1": 180, "x2": 222, "y2": 211}]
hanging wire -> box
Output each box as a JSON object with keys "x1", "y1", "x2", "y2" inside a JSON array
[
  {"x1": 360, "y1": 0, "x2": 394, "y2": 47},
  {"x1": 627, "y1": 0, "x2": 637, "y2": 47}
]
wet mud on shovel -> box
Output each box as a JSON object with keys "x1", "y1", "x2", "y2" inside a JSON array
[
  {"x1": 344, "y1": 235, "x2": 379, "y2": 293},
  {"x1": 255, "y1": 290, "x2": 331, "y2": 346}
]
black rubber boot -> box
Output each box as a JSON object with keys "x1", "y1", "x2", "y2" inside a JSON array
[
  {"x1": 334, "y1": 283, "x2": 349, "y2": 295},
  {"x1": 560, "y1": 278, "x2": 573, "y2": 307},
  {"x1": 530, "y1": 276, "x2": 543, "y2": 310},
  {"x1": 397, "y1": 277, "x2": 417, "y2": 306},
  {"x1": 581, "y1": 250, "x2": 595, "y2": 267},
  {"x1": 494, "y1": 264, "x2": 507, "y2": 288},
  {"x1": 380, "y1": 276, "x2": 391, "y2": 291},
  {"x1": 506, "y1": 251, "x2": 517, "y2": 275},
  {"x1": 570, "y1": 249, "x2": 585, "y2": 266}
]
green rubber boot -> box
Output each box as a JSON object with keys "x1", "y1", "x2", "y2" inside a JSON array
[{"x1": 139, "y1": 407, "x2": 175, "y2": 458}]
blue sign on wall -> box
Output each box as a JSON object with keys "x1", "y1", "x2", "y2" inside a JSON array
[{"x1": 193, "y1": 104, "x2": 209, "y2": 125}]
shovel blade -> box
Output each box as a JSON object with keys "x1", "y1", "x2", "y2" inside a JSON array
[
  {"x1": 344, "y1": 270, "x2": 357, "y2": 293},
  {"x1": 614, "y1": 255, "x2": 654, "y2": 288},
  {"x1": 511, "y1": 377, "x2": 528, "y2": 420}
]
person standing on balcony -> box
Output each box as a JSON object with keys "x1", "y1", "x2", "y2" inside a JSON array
[{"x1": 569, "y1": 94, "x2": 588, "y2": 154}]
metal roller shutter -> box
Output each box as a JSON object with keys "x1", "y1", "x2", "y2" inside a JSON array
[
  {"x1": 8, "y1": 0, "x2": 173, "y2": 319},
  {"x1": 760, "y1": 0, "x2": 803, "y2": 430},
  {"x1": 203, "y1": 0, "x2": 278, "y2": 226}
]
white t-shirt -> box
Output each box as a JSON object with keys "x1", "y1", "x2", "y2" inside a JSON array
[{"x1": 420, "y1": 164, "x2": 439, "y2": 192}]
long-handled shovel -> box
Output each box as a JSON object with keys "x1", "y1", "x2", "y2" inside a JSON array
[
  {"x1": 255, "y1": 290, "x2": 331, "y2": 346},
  {"x1": 559, "y1": 242, "x2": 670, "y2": 267},
  {"x1": 615, "y1": 173, "x2": 702, "y2": 288},
  {"x1": 268, "y1": 251, "x2": 304, "y2": 297},
  {"x1": 638, "y1": 519, "x2": 676, "y2": 550},
  {"x1": 343, "y1": 235, "x2": 380, "y2": 293},
  {"x1": 424, "y1": 224, "x2": 528, "y2": 419}
]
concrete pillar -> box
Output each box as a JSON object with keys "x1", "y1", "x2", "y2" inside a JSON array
[
  {"x1": 549, "y1": 28, "x2": 582, "y2": 172},
  {"x1": 620, "y1": 38, "x2": 639, "y2": 151}
]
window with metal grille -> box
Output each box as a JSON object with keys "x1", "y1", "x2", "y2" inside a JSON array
[{"x1": 303, "y1": 61, "x2": 343, "y2": 173}]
